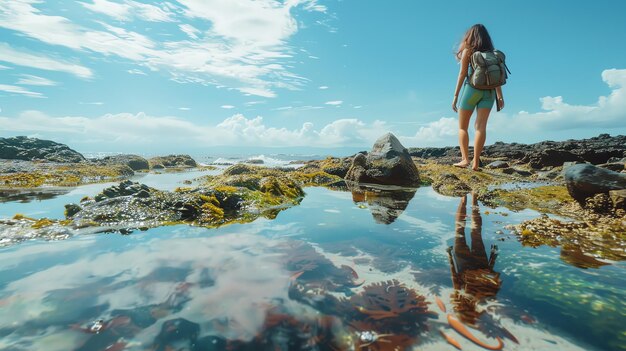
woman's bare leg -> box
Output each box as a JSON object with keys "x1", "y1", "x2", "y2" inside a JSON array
[
  {"x1": 472, "y1": 108, "x2": 491, "y2": 171},
  {"x1": 454, "y1": 109, "x2": 473, "y2": 167}
]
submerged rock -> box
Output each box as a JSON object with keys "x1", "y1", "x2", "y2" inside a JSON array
[
  {"x1": 432, "y1": 173, "x2": 471, "y2": 197},
  {"x1": 0, "y1": 136, "x2": 86, "y2": 163},
  {"x1": 345, "y1": 133, "x2": 420, "y2": 186},
  {"x1": 564, "y1": 163, "x2": 626, "y2": 205}
]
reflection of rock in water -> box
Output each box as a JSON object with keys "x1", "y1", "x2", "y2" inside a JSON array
[
  {"x1": 0, "y1": 188, "x2": 72, "y2": 203},
  {"x1": 350, "y1": 184, "x2": 416, "y2": 224}
]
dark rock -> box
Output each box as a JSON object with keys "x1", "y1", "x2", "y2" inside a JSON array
[
  {"x1": 408, "y1": 134, "x2": 626, "y2": 169},
  {"x1": 486, "y1": 160, "x2": 509, "y2": 169},
  {"x1": 95, "y1": 154, "x2": 150, "y2": 171},
  {"x1": 148, "y1": 155, "x2": 197, "y2": 169},
  {"x1": 501, "y1": 167, "x2": 515, "y2": 175},
  {"x1": 245, "y1": 158, "x2": 264, "y2": 164},
  {"x1": 0, "y1": 136, "x2": 86, "y2": 163},
  {"x1": 512, "y1": 168, "x2": 533, "y2": 177},
  {"x1": 522, "y1": 149, "x2": 582, "y2": 169},
  {"x1": 598, "y1": 162, "x2": 625, "y2": 172},
  {"x1": 64, "y1": 203, "x2": 81, "y2": 218},
  {"x1": 345, "y1": 133, "x2": 420, "y2": 186},
  {"x1": 95, "y1": 180, "x2": 154, "y2": 202},
  {"x1": 564, "y1": 163, "x2": 626, "y2": 205}
]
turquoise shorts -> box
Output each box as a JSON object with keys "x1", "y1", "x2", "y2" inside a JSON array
[{"x1": 459, "y1": 82, "x2": 496, "y2": 110}]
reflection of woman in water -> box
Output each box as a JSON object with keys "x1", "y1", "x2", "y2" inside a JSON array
[{"x1": 447, "y1": 193, "x2": 501, "y2": 326}]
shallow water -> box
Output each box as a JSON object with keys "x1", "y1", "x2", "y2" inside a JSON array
[{"x1": 0, "y1": 175, "x2": 624, "y2": 350}]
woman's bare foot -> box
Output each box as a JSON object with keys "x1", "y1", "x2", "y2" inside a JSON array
[
  {"x1": 453, "y1": 160, "x2": 470, "y2": 168},
  {"x1": 472, "y1": 160, "x2": 480, "y2": 171}
]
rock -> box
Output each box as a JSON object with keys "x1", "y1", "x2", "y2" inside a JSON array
[
  {"x1": 486, "y1": 160, "x2": 509, "y2": 169},
  {"x1": 95, "y1": 180, "x2": 153, "y2": 202},
  {"x1": 408, "y1": 134, "x2": 626, "y2": 169},
  {"x1": 522, "y1": 149, "x2": 582, "y2": 169},
  {"x1": 64, "y1": 203, "x2": 81, "y2": 218},
  {"x1": 0, "y1": 136, "x2": 86, "y2": 163},
  {"x1": 95, "y1": 154, "x2": 150, "y2": 171},
  {"x1": 432, "y1": 173, "x2": 471, "y2": 197},
  {"x1": 223, "y1": 164, "x2": 257, "y2": 176},
  {"x1": 345, "y1": 133, "x2": 420, "y2": 186},
  {"x1": 598, "y1": 162, "x2": 625, "y2": 172},
  {"x1": 148, "y1": 155, "x2": 197, "y2": 169},
  {"x1": 245, "y1": 159, "x2": 264, "y2": 164},
  {"x1": 564, "y1": 163, "x2": 626, "y2": 205}
]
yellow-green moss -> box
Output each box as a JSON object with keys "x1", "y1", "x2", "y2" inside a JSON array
[
  {"x1": 1, "y1": 164, "x2": 132, "y2": 188},
  {"x1": 214, "y1": 185, "x2": 238, "y2": 193},
  {"x1": 481, "y1": 185, "x2": 573, "y2": 214},
  {"x1": 31, "y1": 218, "x2": 54, "y2": 229}
]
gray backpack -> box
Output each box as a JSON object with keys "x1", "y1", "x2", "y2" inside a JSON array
[{"x1": 468, "y1": 50, "x2": 511, "y2": 89}]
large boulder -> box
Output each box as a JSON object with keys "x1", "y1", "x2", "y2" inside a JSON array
[
  {"x1": 148, "y1": 155, "x2": 197, "y2": 169},
  {"x1": 0, "y1": 136, "x2": 85, "y2": 163},
  {"x1": 95, "y1": 154, "x2": 150, "y2": 171},
  {"x1": 564, "y1": 163, "x2": 626, "y2": 205},
  {"x1": 345, "y1": 133, "x2": 420, "y2": 186}
]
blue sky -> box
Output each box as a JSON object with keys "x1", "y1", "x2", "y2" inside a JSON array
[{"x1": 0, "y1": 0, "x2": 625, "y2": 154}]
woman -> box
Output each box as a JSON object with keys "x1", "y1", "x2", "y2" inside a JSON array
[{"x1": 452, "y1": 24, "x2": 504, "y2": 171}]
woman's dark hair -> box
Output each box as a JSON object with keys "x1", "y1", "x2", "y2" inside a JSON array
[{"x1": 456, "y1": 24, "x2": 494, "y2": 60}]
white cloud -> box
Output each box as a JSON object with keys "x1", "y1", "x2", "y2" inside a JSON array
[
  {"x1": 0, "y1": 64, "x2": 10, "y2": 70},
  {"x1": 80, "y1": 0, "x2": 176, "y2": 22},
  {"x1": 79, "y1": 101, "x2": 104, "y2": 105},
  {"x1": 491, "y1": 69, "x2": 626, "y2": 133},
  {"x1": 0, "y1": 0, "x2": 328, "y2": 97},
  {"x1": 16, "y1": 74, "x2": 57, "y2": 86},
  {"x1": 325, "y1": 100, "x2": 343, "y2": 106},
  {"x1": 318, "y1": 85, "x2": 328, "y2": 90},
  {"x1": 0, "y1": 43, "x2": 93, "y2": 78},
  {"x1": 221, "y1": 105, "x2": 235, "y2": 109},
  {"x1": 0, "y1": 111, "x2": 386, "y2": 149},
  {"x1": 402, "y1": 69, "x2": 626, "y2": 146},
  {"x1": 178, "y1": 107, "x2": 190, "y2": 111},
  {"x1": 400, "y1": 117, "x2": 457, "y2": 146},
  {"x1": 0, "y1": 84, "x2": 44, "y2": 98},
  {"x1": 178, "y1": 24, "x2": 200, "y2": 39},
  {"x1": 127, "y1": 69, "x2": 147, "y2": 75}
]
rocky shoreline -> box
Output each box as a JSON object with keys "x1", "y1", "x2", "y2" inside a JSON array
[{"x1": 0, "y1": 135, "x2": 624, "y2": 265}]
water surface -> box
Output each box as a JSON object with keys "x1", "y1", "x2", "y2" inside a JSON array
[{"x1": 0, "y1": 176, "x2": 623, "y2": 351}]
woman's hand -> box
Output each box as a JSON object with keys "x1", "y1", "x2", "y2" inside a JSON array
[
  {"x1": 452, "y1": 96, "x2": 458, "y2": 113},
  {"x1": 497, "y1": 97, "x2": 505, "y2": 111}
]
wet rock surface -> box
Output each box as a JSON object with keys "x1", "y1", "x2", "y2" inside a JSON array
[
  {"x1": 345, "y1": 133, "x2": 420, "y2": 186},
  {"x1": 564, "y1": 163, "x2": 626, "y2": 205},
  {"x1": 0, "y1": 136, "x2": 86, "y2": 163},
  {"x1": 0, "y1": 164, "x2": 345, "y2": 246},
  {"x1": 409, "y1": 133, "x2": 626, "y2": 169},
  {"x1": 93, "y1": 154, "x2": 150, "y2": 171},
  {"x1": 148, "y1": 155, "x2": 197, "y2": 169}
]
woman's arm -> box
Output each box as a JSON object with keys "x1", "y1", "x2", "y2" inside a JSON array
[
  {"x1": 495, "y1": 86, "x2": 504, "y2": 110},
  {"x1": 452, "y1": 49, "x2": 470, "y2": 112}
]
